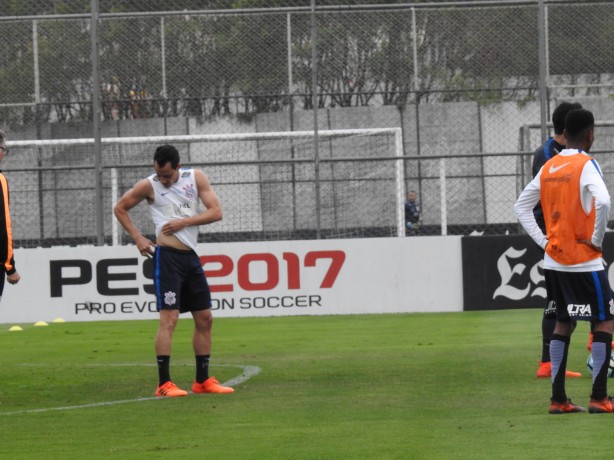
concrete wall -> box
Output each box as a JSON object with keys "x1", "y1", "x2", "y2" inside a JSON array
[{"x1": 6, "y1": 97, "x2": 614, "y2": 242}]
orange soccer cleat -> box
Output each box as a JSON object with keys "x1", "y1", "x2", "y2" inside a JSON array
[
  {"x1": 589, "y1": 396, "x2": 614, "y2": 414},
  {"x1": 155, "y1": 381, "x2": 188, "y2": 397},
  {"x1": 549, "y1": 399, "x2": 586, "y2": 414},
  {"x1": 192, "y1": 377, "x2": 235, "y2": 394},
  {"x1": 536, "y1": 361, "x2": 582, "y2": 378}
]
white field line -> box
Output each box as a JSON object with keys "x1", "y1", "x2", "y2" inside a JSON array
[{"x1": 0, "y1": 363, "x2": 260, "y2": 416}]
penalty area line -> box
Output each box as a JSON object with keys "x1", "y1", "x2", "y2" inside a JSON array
[{"x1": 0, "y1": 364, "x2": 261, "y2": 416}]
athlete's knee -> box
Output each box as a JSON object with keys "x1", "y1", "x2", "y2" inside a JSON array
[
  {"x1": 159, "y1": 309, "x2": 179, "y2": 329},
  {"x1": 554, "y1": 319, "x2": 573, "y2": 337},
  {"x1": 594, "y1": 319, "x2": 614, "y2": 335},
  {"x1": 194, "y1": 309, "x2": 213, "y2": 330}
]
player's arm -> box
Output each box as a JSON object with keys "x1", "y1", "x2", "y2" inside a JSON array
[
  {"x1": 0, "y1": 176, "x2": 19, "y2": 284},
  {"x1": 114, "y1": 179, "x2": 156, "y2": 256},
  {"x1": 514, "y1": 171, "x2": 548, "y2": 249},
  {"x1": 531, "y1": 147, "x2": 546, "y2": 178},
  {"x1": 580, "y1": 160, "x2": 611, "y2": 250},
  {"x1": 160, "y1": 170, "x2": 222, "y2": 235},
  {"x1": 5, "y1": 208, "x2": 20, "y2": 284}
]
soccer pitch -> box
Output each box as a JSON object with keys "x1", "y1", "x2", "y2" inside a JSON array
[{"x1": 0, "y1": 310, "x2": 607, "y2": 459}]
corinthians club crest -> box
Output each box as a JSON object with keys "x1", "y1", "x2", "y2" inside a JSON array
[{"x1": 183, "y1": 183, "x2": 195, "y2": 199}]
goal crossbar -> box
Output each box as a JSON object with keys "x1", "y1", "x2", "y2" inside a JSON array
[
  {"x1": 7, "y1": 128, "x2": 403, "y2": 147},
  {"x1": 7, "y1": 128, "x2": 407, "y2": 243}
]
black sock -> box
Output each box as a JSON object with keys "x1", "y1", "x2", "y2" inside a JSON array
[
  {"x1": 542, "y1": 317, "x2": 556, "y2": 362},
  {"x1": 157, "y1": 355, "x2": 171, "y2": 386},
  {"x1": 550, "y1": 334, "x2": 570, "y2": 403},
  {"x1": 196, "y1": 355, "x2": 210, "y2": 383},
  {"x1": 591, "y1": 331, "x2": 613, "y2": 401}
]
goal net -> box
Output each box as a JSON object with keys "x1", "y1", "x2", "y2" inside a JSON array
[{"x1": 7, "y1": 128, "x2": 405, "y2": 248}]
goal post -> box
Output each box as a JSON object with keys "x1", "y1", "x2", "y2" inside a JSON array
[{"x1": 7, "y1": 128, "x2": 406, "y2": 248}]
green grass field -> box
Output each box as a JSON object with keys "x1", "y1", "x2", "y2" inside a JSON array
[{"x1": 0, "y1": 309, "x2": 607, "y2": 459}]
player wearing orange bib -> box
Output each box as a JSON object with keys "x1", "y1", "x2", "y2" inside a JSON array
[
  {"x1": 0, "y1": 130, "x2": 20, "y2": 303},
  {"x1": 531, "y1": 101, "x2": 583, "y2": 379},
  {"x1": 515, "y1": 109, "x2": 614, "y2": 414}
]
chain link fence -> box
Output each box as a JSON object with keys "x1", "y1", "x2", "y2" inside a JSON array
[
  {"x1": 0, "y1": 1, "x2": 613, "y2": 247},
  {"x1": 8, "y1": 129, "x2": 405, "y2": 247}
]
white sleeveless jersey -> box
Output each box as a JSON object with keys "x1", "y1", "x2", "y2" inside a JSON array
[{"x1": 147, "y1": 168, "x2": 200, "y2": 250}]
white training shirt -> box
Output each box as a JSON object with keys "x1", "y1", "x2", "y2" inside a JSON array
[
  {"x1": 513, "y1": 149, "x2": 611, "y2": 272},
  {"x1": 147, "y1": 168, "x2": 200, "y2": 251}
]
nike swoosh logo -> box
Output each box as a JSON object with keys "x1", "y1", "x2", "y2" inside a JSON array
[
  {"x1": 161, "y1": 192, "x2": 170, "y2": 196},
  {"x1": 549, "y1": 162, "x2": 571, "y2": 174}
]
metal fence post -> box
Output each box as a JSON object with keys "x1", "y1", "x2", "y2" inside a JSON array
[
  {"x1": 91, "y1": 0, "x2": 104, "y2": 245},
  {"x1": 310, "y1": 0, "x2": 321, "y2": 239},
  {"x1": 160, "y1": 16, "x2": 168, "y2": 135},
  {"x1": 411, "y1": 7, "x2": 419, "y2": 91},
  {"x1": 537, "y1": 0, "x2": 548, "y2": 144},
  {"x1": 32, "y1": 19, "x2": 45, "y2": 240}
]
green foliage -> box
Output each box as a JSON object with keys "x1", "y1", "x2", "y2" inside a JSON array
[
  {"x1": 0, "y1": 310, "x2": 607, "y2": 459},
  {"x1": 0, "y1": 0, "x2": 88, "y2": 15}
]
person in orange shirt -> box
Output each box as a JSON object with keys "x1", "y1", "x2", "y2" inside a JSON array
[
  {"x1": 514, "y1": 109, "x2": 614, "y2": 414},
  {"x1": 531, "y1": 101, "x2": 583, "y2": 379},
  {"x1": 0, "y1": 130, "x2": 20, "y2": 301}
]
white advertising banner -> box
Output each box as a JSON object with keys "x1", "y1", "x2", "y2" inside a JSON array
[{"x1": 0, "y1": 236, "x2": 463, "y2": 324}]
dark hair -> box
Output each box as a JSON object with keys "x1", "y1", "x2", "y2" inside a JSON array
[
  {"x1": 154, "y1": 144, "x2": 180, "y2": 169},
  {"x1": 564, "y1": 109, "x2": 594, "y2": 142},
  {"x1": 552, "y1": 101, "x2": 583, "y2": 135}
]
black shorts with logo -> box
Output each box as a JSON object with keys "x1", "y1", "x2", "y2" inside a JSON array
[
  {"x1": 153, "y1": 246, "x2": 211, "y2": 313},
  {"x1": 544, "y1": 269, "x2": 614, "y2": 322}
]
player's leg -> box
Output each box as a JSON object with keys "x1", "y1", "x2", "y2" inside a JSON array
[
  {"x1": 549, "y1": 320, "x2": 573, "y2": 394},
  {"x1": 586, "y1": 321, "x2": 614, "y2": 352},
  {"x1": 549, "y1": 320, "x2": 584, "y2": 413},
  {"x1": 588, "y1": 321, "x2": 614, "y2": 413},
  {"x1": 587, "y1": 270, "x2": 614, "y2": 413},
  {"x1": 190, "y1": 309, "x2": 234, "y2": 394},
  {"x1": 536, "y1": 307, "x2": 556, "y2": 377},
  {"x1": 153, "y1": 247, "x2": 187, "y2": 397},
  {"x1": 156, "y1": 309, "x2": 179, "y2": 365},
  {"x1": 183, "y1": 254, "x2": 234, "y2": 394},
  {"x1": 192, "y1": 308, "x2": 212, "y2": 379},
  {"x1": 588, "y1": 321, "x2": 594, "y2": 351},
  {"x1": 537, "y1": 302, "x2": 581, "y2": 378},
  {"x1": 545, "y1": 270, "x2": 585, "y2": 413},
  {"x1": 154, "y1": 309, "x2": 187, "y2": 396},
  {"x1": 541, "y1": 313, "x2": 556, "y2": 362}
]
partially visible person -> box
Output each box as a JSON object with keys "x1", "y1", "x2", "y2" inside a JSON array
[
  {"x1": 514, "y1": 108, "x2": 614, "y2": 414},
  {"x1": 404, "y1": 190, "x2": 421, "y2": 236},
  {"x1": 0, "y1": 130, "x2": 20, "y2": 302},
  {"x1": 114, "y1": 144, "x2": 234, "y2": 397},
  {"x1": 531, "y1": 101, "x2": 583, "y2": 379}
]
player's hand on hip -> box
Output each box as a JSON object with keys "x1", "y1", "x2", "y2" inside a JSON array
[{"x1": 577, "y1": 239, "x2": 601, "y2": 251}]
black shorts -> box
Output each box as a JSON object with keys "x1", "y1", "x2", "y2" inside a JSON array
[
  {"x1": 153, "y1": 246, "x2": 211, "y2": 313},
  {"x1": 544, "y1": 269, "x2": 614, "y2": 322}
]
